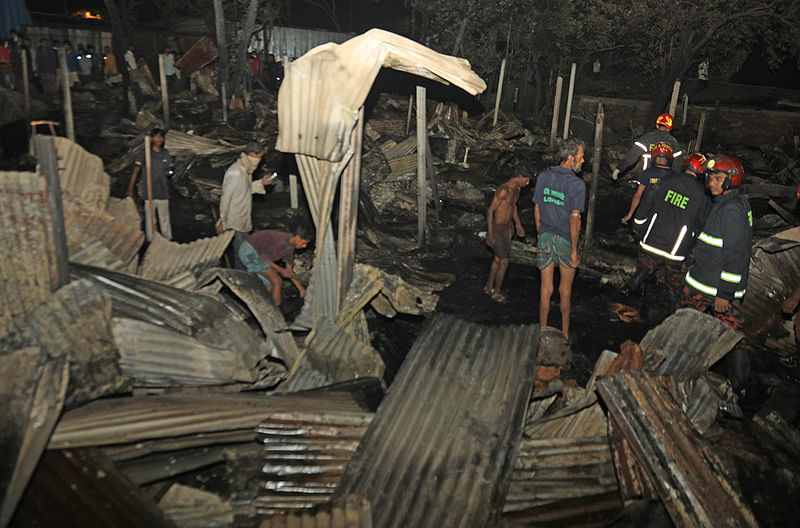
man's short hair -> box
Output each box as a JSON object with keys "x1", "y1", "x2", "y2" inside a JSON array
[
  {"x1": 244, "y1": 141, "x2": 265, "y2": 155},
  {"x1": 555, "y1": 138, "x2": 585, "y2": 164},
  {"x1": 150, "y1": 127, "x2": 165, "y2": 138},
  {"x1": 293, "y1": 222, "x2": 314, "y2": 242},
  {"x1": 514, "y1": 163, "x2": 531, "y2": 179}
]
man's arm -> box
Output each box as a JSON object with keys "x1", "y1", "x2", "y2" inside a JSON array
[
  {"x1": 534, "y1": 203, "x2": 541, "y2": 232},
  {"x1": 570, "y1": 210, "x2": 581, "y2": 268},
  {"x1": 622, "y1": 184, "x2": 645, "y2": 224},
  {"x1": 127, "y1": 165, "x2": 140, "y2": 197},
  {"x1": 513, "y1": 203, "x2": 524, "y2": 237},
  {"x1": 714, "y1": 205, "x2": 750, "y2": 312}
]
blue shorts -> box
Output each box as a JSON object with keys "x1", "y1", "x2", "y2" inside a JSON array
[
  {"x1": 238, "y1": 241, "x2": 272, "y2": 288},
  {"x1": 538, "y1": 232, "x2": 574, "y2": 269}
]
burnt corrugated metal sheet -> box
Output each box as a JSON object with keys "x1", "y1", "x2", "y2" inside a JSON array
[
  {"x1": 277, "y1": 29, "x2": 485, "y2": 162},
  {"x1": 112, "y1": 317, "x2": 257, "y2": 387},
  {"x1": 197, "y1": 269, "x2": 301, "y2": 368},
  {"x1": 11, "y1": 449, "x2": 177, "y2": 528},
  {"x1": 0, "y1": 350, "x2": 68, "y2": 528},
  {"x1": 138, "y1": 231, "x2": 233, "y2": 283},
  {"x1": 0, "y1": 279, "x2": 129, "y2": 409},
  {"x1": 745, "y1": 227, "x2": 800, "y2": 340},
  {"x1": 283, "y1": 316, "x2": 385, "y2": 392},
  {"x1": 597, "y1": 370, "x2": 758, "y2": 528},
  {"x1": 0, "y1": 171, "x2": 59, "y2": 337},
  {"x1": 50, "y1": 391, "x2": 367, "y2": 449},
  {"x1": 260, "y1": 495, "x2": 372, "y2": 528},
  {"x1": 504, "y1": 437, "x2": 618, "y2": 513},
  {"x1": 255, "y1": 410, "x2": 373, "y2": 515},
  {"x1": 165, "y1": 130, "x2": 244, "y2": 158},
  {"x1": 640, "y1": 308, "x2": 742, "y2": 380},
  {"x1": 175, "y1": 36, "x2": 218, "y2": 76},
  {"x1": 68, "y1": 239, "x2": 129, "y2": 271},
  {"x1": 267, "y1": 26, "x2": 354, "y2": 59},
  {"x1": 71, "y1": 263, "x2": 267, "y2": 371},
  {"x1": 159, "y1": 484, "x2": 233, "y2": 528},
  {"x1": 333, "y1": 314, "x2": 538, "y2": 528},
  {"x1": 53, "y1": 137, "x2": 110, "y2": 209}
]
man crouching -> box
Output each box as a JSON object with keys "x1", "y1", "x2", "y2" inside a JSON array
[{"x1": 484, "y1": 164, "x2": 531, "y2": 303}]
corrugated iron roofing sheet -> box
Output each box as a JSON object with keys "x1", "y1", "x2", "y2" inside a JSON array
[
  {"x1": 597, "y1": 370, "x2": 758, "y2": 528},
  {"x1": 70, "y1": 263, "x2": 267, "y2": 370},
  {"x1": 0, "y1": 278, "x2": 129, "y2": 409},
  {"x1": 164, "y1": 130, "x2": 243, "y2": 158},
  {"x1": 197, "y1": 269, "x2": 301, "y2": 368},
  {"x1": 0, "y1": 171, "x2": 59, "y2": 337},
  {"x1": 112, "y1": 317, "x2": 257, "y2": 387},
  {"x1": 52, "y1": 137, "x2": 110, "y2": 209},
  {"x1": 259, "y1": 495, "x2": 372, "y2": 528},
  {"x1": 50, "y1": 391, "x2": 368, "y2": 449},
  {"x1": 138, "y1": 232, "x2": 233, "y2": 283},
  {"x1": 333, "y1": 314, "x2": 538, "y2": 528},
  {"x1": 276, "y1": 28, "x2": 485, "y2": 162},
  {"x1": 255, "y1": 410, "x2": 373, "y2": 515},
  {"x1": 640, "y1": 308, "x2": 742, "y2": 380},
  {"x1": 504, "y1": 436, "x2": 618, "y2": 512},
  {"x1": 283, "y1": 315, "x2": 385, "y2": 392},
  {"x1": 175, "y1": 36, "x2": 218, "y2": 76}
]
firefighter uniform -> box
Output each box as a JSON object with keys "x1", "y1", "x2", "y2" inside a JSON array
[
  {"x1": 630, "y1": 171, "x2": 710, "y2": 306},
  {"x1": 618, "y1": 129, "x2": 683, "y2": 174},
  {"x1": 681, "y1": 186, "x2": 752, "y2": 388}
]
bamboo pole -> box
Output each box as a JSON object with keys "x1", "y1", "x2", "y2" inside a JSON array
[
  {"x1": 37, "y1": 135, "x2": 69, "y2": 288},
  {"x1": 158, "y1": 54, "x2": 169, "y2": 128},
  {"x1": 695, "y1": 111, "x2": 707, "y2": 153},
  {"x1": 289, "y1": 174, "x2": 299, "y2": 209},
  {"x1": 405, "y1": 94, "x2": 414, "y2": 136},
  {"x1": 493, "y1": 58, "x2": 507, "y2": 127},
  {"x1": 21, "y1": 49, "x2": 30, "y2": 118},
  {"x1": 562, "y1": 63, "x2": 576, "y2": 140},
  {"x1": 336, "y1": 107, "x2": 364, "y2": 310},
  {"x1": 668, "y1": 80, "x2": 680, "y2": 118},
  {"x1": 681, "y1": 94, "x2": 689, "y2": 127},
  {"x1": 58, "y1": 48, "x2": 75, "y2": 141},
  {"x1": 549, "y1": 76, "x2": 563, "y2": 150},
  {"x1": 584, "y1": 103, "x2": 604, "y2": 250},
  {"x1": 144, "y1": 135, "x2": 156, "y2": 239},
  {"x1": 416, "y1": 85, "x2": 427, "y2": 246}
]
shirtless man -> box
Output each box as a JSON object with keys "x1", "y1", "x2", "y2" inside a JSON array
[{"x1": 484, "y1": 164, "x2": 531, "y2": 302}]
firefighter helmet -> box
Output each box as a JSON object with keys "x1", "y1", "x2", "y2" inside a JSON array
[
  {"x1": 682, "y1": 152, "x2": 707, "y2": 176},
  {"x1": 656, "y1": 113, "x2": 673, "y2": 130},
  {"x1": 706, "y1": 155, "x2": 744, "y2": 190},
  {"x1": 651, "y1": 142, "x2": 673, "y2": 161}
]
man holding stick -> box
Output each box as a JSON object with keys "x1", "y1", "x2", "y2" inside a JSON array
[{"x1": 128, "y1": 128, "x2": 173, "y2": 241}]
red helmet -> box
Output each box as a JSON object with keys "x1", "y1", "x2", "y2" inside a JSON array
[
  {"x1": 706, "y1": 155, "x2": 744, "y2": 190},
  {"x1": 682, "y1": 152, "x2": 707, "y2": 176},
  {"x1": 651, "y1": 142, "x2": 673, "y2": 160},
  {"x1": 656, "y1": 113, "x2": 673, "y2": 130}
]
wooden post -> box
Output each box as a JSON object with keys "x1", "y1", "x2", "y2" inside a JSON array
[
  {"x1": 158, "y1": 54, "x2": 169, "y2": 128},
  {"x1": 37, "y1": 135, "x2": 69, "y2": 289},
  {"x1": 58, "y1": 48, "x2": 75, "y2": 141},
  {"x1": 549, "y1": 75, "x2": 563, "y2": 149},
  {"x1": 668, "y1": 80, "x2": 681, "y2": 118},
  {"x1": 289, "y1": 174, "x2": 299, "y2": 209},
  {"x1": 584, "y1": 103, "x2": 604, "y2": 251},
  {"x1": 426, "y1": 136, "x2": 441, "y2": 215},
  {"x1": 144, "y1": 135, "x2": 156, "y2": 239},
  {"x1": 416, "y1": 85, "x2": 427, "y2": 246},
  {"x1": 213, "y1": 0, "x2": 229, "y2": 124},
  {"x1": 681, "y1": 94, "x2": 689, "y2": 126},
  {"x1": 336, "y1": 107, "x2": 364, "y2": 309},
  {"x1": 21, "y1": 50, "x2": 30, "y2": 118},
  {"x1": 562, "y1": 63, "x2": 576, "y2": 140},
  {"x1": 493, "y1": 58, "x2": 507, "y2": 127},
  {"x1": 695, "y1": 111, "x2": 707, "y2": 153},
  {"x1": 405, "y1": 94, "x2": 414, "y2": 136}
]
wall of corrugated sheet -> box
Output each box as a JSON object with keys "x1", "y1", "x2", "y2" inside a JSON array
[
  {"x1": 745, "y1": 231, "x2": 800, "y2": 338},
  {"x1": 266, "y1": 26, "x2": 354, "y2": 60},
  {"x1": 0, "y1": 171, "x2": 58, "y2": 337},
  {"x1": 333, "y1": 314, "x2": 538, "y2": 528},
  {"x1": 138, "y1": 231, "x2": 233, "y2": 283}
]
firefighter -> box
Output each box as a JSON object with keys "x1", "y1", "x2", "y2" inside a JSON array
[
  {"x1": 621, "y1": 141, "x2": 677, "y2": 224},
  {"x1": 625, "y1": 149, "x2": 710, "y2": 309},
  {"x1": 614, "y1": 114, "x2": 684, "y2": 220},
  {"x1": 680, "y1": 155, "x2": 752, "y2": 395}
]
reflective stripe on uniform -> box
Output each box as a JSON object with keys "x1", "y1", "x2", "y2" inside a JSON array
[
  {"x1": 720, "y1": 271, "x2": 742, "y2": 283},
  {"x1": 635, "y1": 141, "x2": 648, "y2": 152},
  {"x1": 698, "y1": 232, "x2": 723, "y2": 247},
  {"x1": 633, "y1": 216, "x2": 648, "y2": 225},
  {"x1": 640, "y1": 241, "x2": 686, "y2": 261},
  {"x1": 686, "y1": 271, "x2": 746, "y2": 298},
  {"x1": 673, "y1": 150, "x2": 683, "y2": 157},
  {"x1": 670, "y1": 225, "x2": 688, "y2": 255}
]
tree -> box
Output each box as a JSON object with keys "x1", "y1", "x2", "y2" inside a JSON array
[
  {"x1": 102, "y1": 0, "x2": 135, "y2": 116},
  {"x1": 303, "y1": 0, "x2": 343, "y2": 31}
]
